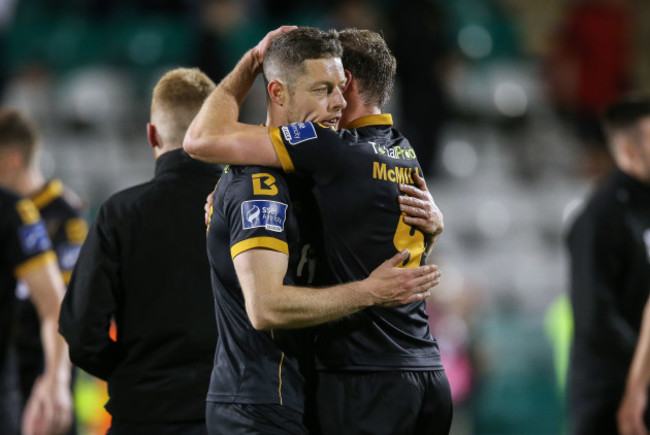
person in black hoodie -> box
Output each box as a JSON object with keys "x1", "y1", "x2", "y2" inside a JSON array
[
  {"x1": 59, "y1": 68, "x2": 222, "y2": 435},
  {"x1": 568, "y1": 96, "x2": 650, "y2": 435}
]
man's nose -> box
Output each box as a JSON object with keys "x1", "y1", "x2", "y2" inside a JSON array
[{"x1": 330, "y1": 87, "x2": 347, "y2": 111}]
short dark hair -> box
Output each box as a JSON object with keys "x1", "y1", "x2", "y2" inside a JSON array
[
  {"x1": 0, "y1": 109, "x2": 39, "y2": 165},
  {"x1": 263, "y1": 27, "x2": 343, "y2": 91},
  {"x1": 337, "y1": 28, "x2": 396, "y2": 108},
  {"x1": 603, "y1": 96, "x2": 650, "y2": 140}
]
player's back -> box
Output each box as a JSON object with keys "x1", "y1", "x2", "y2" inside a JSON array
[
  {"x1": 60, "y1": 149, "x2": 221, "y2": 422},
  {"x1": 270, "y1": 115, "x2": 442, "y2": 371}
]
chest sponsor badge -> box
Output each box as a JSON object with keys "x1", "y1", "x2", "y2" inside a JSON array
[
  {"x1": 281, "y1": 122, "x2": 317, "y2": 145},
  {"x1": 241, "y1": 200, "x2": 288, "y2": 232},
  {"x1": 18, "y1": 221, "x2": 52, "y2": 255}
]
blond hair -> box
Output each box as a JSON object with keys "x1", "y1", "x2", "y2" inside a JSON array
[{"x1": 150, "y1": 68, "x2": 216, "y2": 149}]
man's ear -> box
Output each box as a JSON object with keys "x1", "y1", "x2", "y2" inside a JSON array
[
  {"x1": 617, "y1": 136, "x2": 641, "y2": 174},
  {"x1": 147, "y1": 122, "x2": 160, "y2": 149},
  {"x1": 268, "y1": 80, "x2": 287, "y2": 106},
  {"x1": 344, "y1": 70, "x2": 353, "y2": 93}
]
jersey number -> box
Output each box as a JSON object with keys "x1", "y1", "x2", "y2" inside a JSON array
[
  {"x1": 393, "y1": 215, "x2": 425, "y2": 268},
  {"x1": 252, "y1": 173, "x2": 278, "y2": 196}
]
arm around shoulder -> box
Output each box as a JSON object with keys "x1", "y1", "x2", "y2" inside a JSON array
[{"x1": 234, "y1": 249, "x2": 440, "y2": 330}]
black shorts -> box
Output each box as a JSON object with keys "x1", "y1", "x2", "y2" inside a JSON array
[
  {"x1": 316, "y1": 370, "x2": 452, "y2": 435},
  {"x1": 205, "y1": 402, "x2": 307, "y2": 435},
  {"x1": 107, "y1": 419, "x2": 207, "y2": 435}
]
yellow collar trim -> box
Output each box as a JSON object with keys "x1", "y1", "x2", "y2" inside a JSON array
[
  {"x1": 346, "y1": 114, "x2": 393, "y2": 129},
  {"x1": 31, "y1": 179, "x2": 63, "y2": 209}
]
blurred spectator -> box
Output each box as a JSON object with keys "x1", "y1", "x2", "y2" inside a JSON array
[
  {"x1": 0, "y1": 108, "x2": 87, "y2": 434},
  {"x1": 567, "y1": 96, "x2": 650, "y2": 434}
]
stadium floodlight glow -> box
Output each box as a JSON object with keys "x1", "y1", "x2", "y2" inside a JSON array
[
  {"x1": 494, "y1": 82, "x2": 528, "y2": 117},
  {"x1": 458, "y1": 25, "x2": 492, "y2": 59}
]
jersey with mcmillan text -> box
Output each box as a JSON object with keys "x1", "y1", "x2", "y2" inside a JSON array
[{"x1": 269, "y1": 114, "x2": 443, "y2": 372}]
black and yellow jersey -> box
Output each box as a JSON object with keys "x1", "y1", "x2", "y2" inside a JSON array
[
  {"x1": 30, "y1": 179, "x2": 87, "y2": 284},
  {"x1": 206, "y1": 165, "x2": 311, "y2": 413},
  {"x1": 269, "y1": 114, "x2": 443, "y2": 371},
  {"x1": 0, "y1": 187, "x2": 55, "y2": 365},
  {"x1": 13, "y1": 179, "x2": 87, "y2": 400}
]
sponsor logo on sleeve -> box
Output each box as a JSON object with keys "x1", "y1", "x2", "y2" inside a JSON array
[
  {"x1": 280, "y1": 122, "x2": 317, "y2": 145},
  {"x1": 241, "y1": 200, "x2": 288, "y2": 232},
  {"x1": 18, "y1": 221, "x2": 52, "y2": 255}
]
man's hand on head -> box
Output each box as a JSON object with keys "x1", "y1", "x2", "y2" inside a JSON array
[{"x1": 251, "y1": 26, "x2": 298, "y2": 73}]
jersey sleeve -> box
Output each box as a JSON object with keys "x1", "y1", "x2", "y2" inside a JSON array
[
  {"x1": 269, "y1": 122, "x2": 347, "y2": 184},
  {"x1": 5, "y1": 198, "x2": 56, "y2": 278},
  {"x1": 53, "y1": 217, "x2": 88, "y2": 284},
  {"x1": 224, "y1": 167, "x2": 295, "y2": 259}
]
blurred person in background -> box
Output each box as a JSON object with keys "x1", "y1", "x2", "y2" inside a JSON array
[
  {"x1": 0, "y1": 108, "x2": 87, "y2": 435},
  {"x1": 58, "y1": 67, "x2": 222, "y2": 435},
  {"x1": 185, "y1": 26, "x2": 451, "y2": 435},
  {"x1": 567, "y1": 96, "x2": 650, "y2": 434},
  {"x1": 0, "y1": 187, "x2": 72, "y2": 435},
  {"x1": 618, "y1": 295, "x2": 650, "y2": 435}
]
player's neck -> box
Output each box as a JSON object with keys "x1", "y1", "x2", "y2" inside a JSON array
[
  {"x1": 340, "y1": 102, "x2": 381, "y2": 129},
  {"x1": 266, "y1": 105, "x2": 284, "y2": 128},
  {"x1": 14, "y1": 168, "x2": 45, "y2": 197}
]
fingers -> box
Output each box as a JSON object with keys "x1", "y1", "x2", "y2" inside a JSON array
[
  {"x1": 398, "y1": 183, "x2": 427, "y2": 200},
  {"x1": 252, "y1": 26, "x2": 298, "y2": 68},
  {"x1": 399, "y1": 200, "x2": 429, "y2": 218},
  {"x1": 402, "y1": 216, "x2": 428, "y2": 229},
  {"x1": 398, "y1": 194, "x2": 428, "y2": 208},
  {"x1": 408, "y1": 266, "x2": 441, "y2": 290},
  {"x1": 53, "y1": 405, "x2": 72, "y2": 435},
  {"x1": 274, "y1": 25, "x2": 298, "y2": 35},
  {"x1": 384, "y1": 249, "x2": 410, "y2": 268},
  {"x1": 22, "y1": 397, "x2": 51, "y2": 435},
  {"x1": 413, "y1": 170, "x2": 427, "y2": 189}
]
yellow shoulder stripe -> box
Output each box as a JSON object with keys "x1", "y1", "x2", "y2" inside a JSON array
[
  {"x1": 346, "y1": 113, "x2": 393, "y2": 129},
  {"x1": 15, "y1": 199, "x2": 41, "y2": 225},
  {"x1": 231, "y1": 237, "x2": 288, "y2": 259},
  {"x1": 66, "y1": 218, "x2": 88, "y2": 244},
  {"x1": 269, "y1": 127, "x2": 295, "y2": 173},
  {"x1": 14, "y1": 251, "x2": 57, "y2": 278},
  {"x1": 32, "y1": 179, "x2": 63, "y2": 209}
]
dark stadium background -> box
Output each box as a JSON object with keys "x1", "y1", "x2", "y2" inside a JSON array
[{"x1": 2, "y1": 0, "x2": 649, "y2": 433}]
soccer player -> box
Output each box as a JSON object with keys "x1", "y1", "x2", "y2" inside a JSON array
[
  {"x1": 0, "y1": 109, "x2": 87, "y2": 430},
  {"x1": 567, "y1": 96, "x2": 650, "y2": 434},
  {"x1": 59, "y1": 68, "x2": 221, "y2": 435},
  {"x1": 185, "y1": 27, "x2": 451, "y2": 434},
  {"x1": 185, "y1": 27, "x2": 441, "y2": 434},
  {"x1": 0, "y1": 187, "x2": 72, "y2": 435}
]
